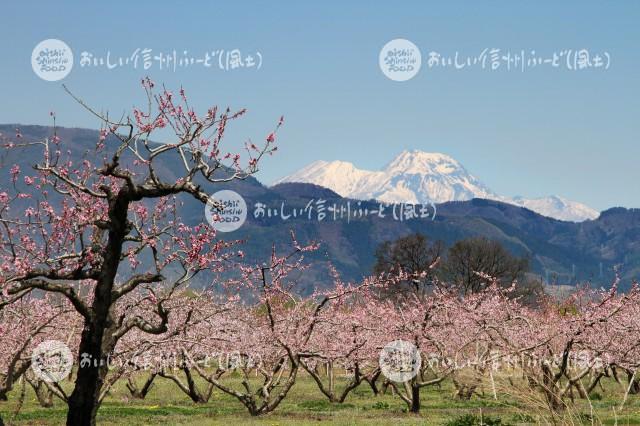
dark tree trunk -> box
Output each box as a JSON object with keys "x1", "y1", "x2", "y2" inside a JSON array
[
  {"x1": 65, "y1": 308, "x2": 112, "y2": 425},
  {"x1": 127, "y1": 374, "x2": 156, "y2": 399},
  {"x1": 410, "y1": 383, "x2": 420, "y2": 413},
  {"x1": 541, "y1": 365, "x2": 563, "y2": 411},
  {"x1": 66, "y1": 194, "x2": 129, "y2": 426},
  {"x1": 31, "y1": 380, "x2": 54, "y2": 408},
  {"x1": 0, "y1": 361, "x2": 31, "y2": 403},
  {"x1": 183, "y1": 366, "x2": 208, "y2": 403},
  {"x1": 365, "y1": 370, "x2": 381, "y2": 396},
  {"x1": 628, "y1": 371, "x2": 640, "y2": 395}
]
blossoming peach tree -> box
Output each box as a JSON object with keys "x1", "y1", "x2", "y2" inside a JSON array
[{"x1": 0, "y1": 78, "x2": 280, "y2": 426}]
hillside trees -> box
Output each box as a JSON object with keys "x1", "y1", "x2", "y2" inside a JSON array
[
  {"x1": 442, "y1": 237, "x2": 529, "y2": 293},
  {"x1": 374, "y1": 233, "x2": 443, "y2": 297}
]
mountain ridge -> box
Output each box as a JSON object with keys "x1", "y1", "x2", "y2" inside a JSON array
[
  {"x1": 2, "y1": 124, "x2": 638, "y2": 290},
  {"x1": 273, "y1": 150, "x2": 599, "y2": 222}
]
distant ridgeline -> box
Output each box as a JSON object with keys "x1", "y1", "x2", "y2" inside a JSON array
[{"x1": 2, "y1": 125, "x2": 638, "y2": 291}]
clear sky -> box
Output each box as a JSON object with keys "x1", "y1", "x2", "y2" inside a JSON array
[{"x1": 0, "y1": 1, "x2": 638, "y2": 211}]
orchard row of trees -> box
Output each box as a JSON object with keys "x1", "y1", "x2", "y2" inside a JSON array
[
  {"x1": 2, "y1": 260, "x2": 640, "y2": 422},
  {"x1": 0, "y1": 80, "x2": 637, "y2": 425}
]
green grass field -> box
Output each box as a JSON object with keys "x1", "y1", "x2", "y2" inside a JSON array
[{"x1": 2, "y1": 372, "x2": 640, "y2": 425}]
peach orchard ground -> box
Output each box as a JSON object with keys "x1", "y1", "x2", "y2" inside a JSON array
[{"x1": 1, "y1": 372, "x2": 640, "y2": 425}]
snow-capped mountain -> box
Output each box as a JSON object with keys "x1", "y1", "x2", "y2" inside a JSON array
[
  {"x1": 508, "y1": 196, "x2": 599, "y2": 222},
  {"x1": 272, "y1": 150, "x2": 599, "y2": 222}
]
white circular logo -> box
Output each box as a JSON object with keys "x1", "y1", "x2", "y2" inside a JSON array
[
  {"x1": 31, "y1": 340, "x2": 73, "y2": 383},
  {"x1": 31, "y1": 39, "x2": 74, "y2": 81},
  {"x1": 379, "y1": 340, "x2": 421, "y2": 382},
  {"x1": 379, "y1": 39, "x2": 421, "y2": 82},
  {"x1": 205, "y1": 190, "x2": 247, "y2": 232}
]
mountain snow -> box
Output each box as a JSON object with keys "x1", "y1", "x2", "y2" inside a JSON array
[
  {"x1": 508, "y1": 195, "x2": 599, "y2": 222},
  {"x1": 272, "y1": 150, "x2": 599, "y2": 222}
]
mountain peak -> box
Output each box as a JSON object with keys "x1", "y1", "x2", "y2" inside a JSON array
[
  {"x1": 396, "y1": 149, "x2": 455, "y2": 160},
  {"x1": 385, "y1": 150, "x2": 463, "y2": 175},
  {"x1": 273, "y1": 150, "x2": 599, "y2": 222},
  {"x1": 272, "y1": 159, "x2": 370, "y2": 198},
  {"x1": 274, "y1": 149, "x2": 494, "y2": 205}
]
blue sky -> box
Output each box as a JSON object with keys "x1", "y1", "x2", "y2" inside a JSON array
[{"x1": 0, "y1": 1, "x2": 638, "y2": 211}]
